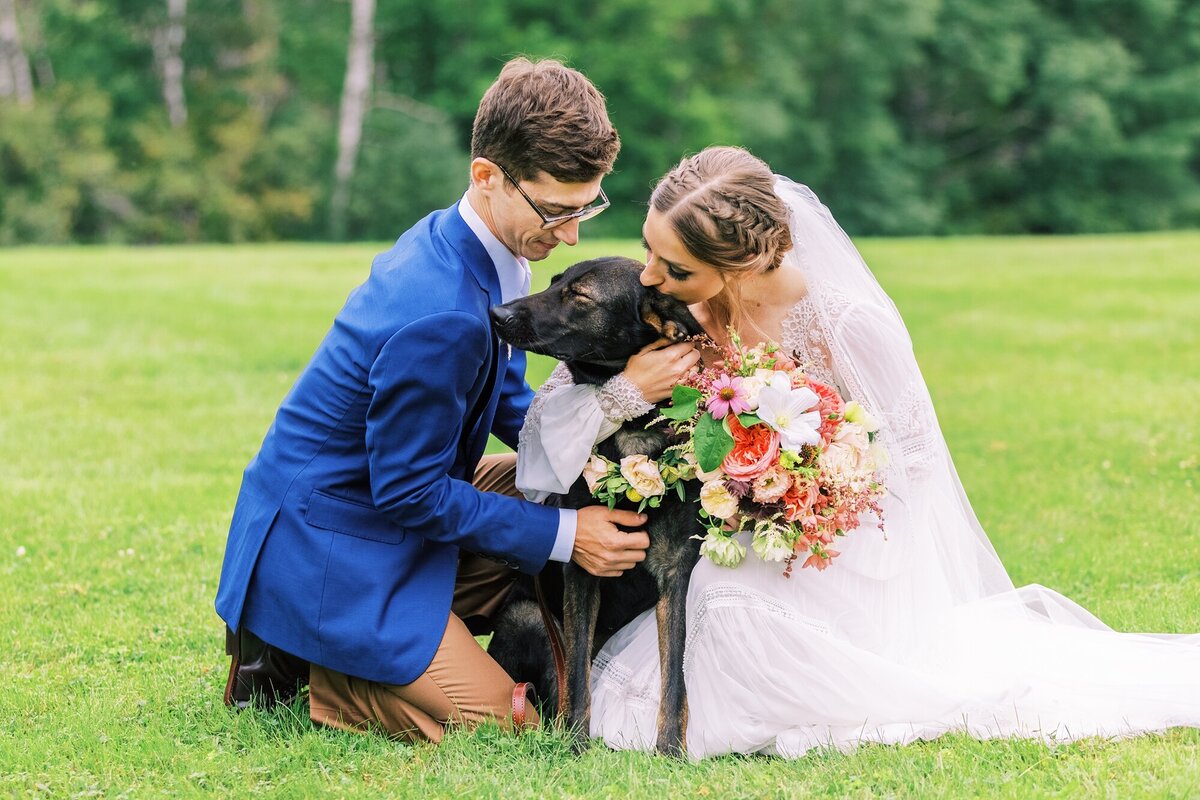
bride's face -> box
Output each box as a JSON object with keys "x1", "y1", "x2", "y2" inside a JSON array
[{"x1": 639, "y1": 208, "x2": 725, "y2": 305}]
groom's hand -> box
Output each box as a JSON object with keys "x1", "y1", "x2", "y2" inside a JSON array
[{"x1": 572, "y1": 507, "x2": 651, "y2": 577}]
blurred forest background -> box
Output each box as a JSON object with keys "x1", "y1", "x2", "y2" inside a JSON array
[{"x1": 1, "y1": 0, "x2": 1199, "y2": 245}]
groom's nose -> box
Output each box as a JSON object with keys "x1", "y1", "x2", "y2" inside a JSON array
[{"x1": 552, "y1": 218, "x2": 580, "y2": 246}]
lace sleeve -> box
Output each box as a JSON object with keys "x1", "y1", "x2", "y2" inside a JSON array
[
  {"x1": 517, "y1": 363, "x2": 646, "y2": 501},
  {"x1": 818, "y1": 300, "x2": 945, "y2": 580},
  {"x1": 519, "y1": 361, "x2": 578, "y2": 451},
  {"x1": 830, "y1": 301, "x2": 942, "y2": 494},
  {"x1": 596, "y1": 373, "x2": 655, "y2": 422}
]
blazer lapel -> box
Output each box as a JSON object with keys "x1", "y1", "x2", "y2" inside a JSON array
[
  {"x1": 438, "y1": 202, "x2": 501, "y2": 305},
  {"x1": 437, "y1": 203, "x2": 508, "y2": 464}
]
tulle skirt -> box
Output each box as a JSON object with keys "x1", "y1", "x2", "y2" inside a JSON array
[{"x1": 589, "y1": 526, "x2": 1200, "y2": 759}]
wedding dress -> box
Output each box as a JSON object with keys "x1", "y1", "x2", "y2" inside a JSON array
[{"x1": 516, "y1": 179, "x2": 1200, "y2": 759}]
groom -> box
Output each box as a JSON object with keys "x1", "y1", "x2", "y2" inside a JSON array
[{"x1": 214, "y1": 57, "x2": 651, "y2": 742}]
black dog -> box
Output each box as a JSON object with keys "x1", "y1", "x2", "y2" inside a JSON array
[{"x1": 488, "y1": 256, "x2": 705, "y2": 756}]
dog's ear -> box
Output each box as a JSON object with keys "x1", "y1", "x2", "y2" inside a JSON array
[{"x1": 640, "y1": 289, "x2": 704, "y2": 342}]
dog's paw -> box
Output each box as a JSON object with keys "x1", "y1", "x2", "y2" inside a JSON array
[
  {"x1": 654, "y1": 731, "x2": 686, "y2": 759},
  {"x1": 567, "y1": 723, "x2": 591, "y2": 756}
]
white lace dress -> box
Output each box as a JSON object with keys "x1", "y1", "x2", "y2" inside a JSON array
[{"x1": 517, "y1": 294, "x2": 1200, "y2": 759}]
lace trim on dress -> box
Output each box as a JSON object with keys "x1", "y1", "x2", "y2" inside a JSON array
[
  {"x1": 883, "y1": 383, "x2": 940, "y2": 479},
  {"x1": 782, "y1": 290, "x2": 938, "y2": 486},
  {"x1": 780, "y1": 298, "x2": 837, "y2": 388},
  {"x1": 596, "y1": 373, "x2": 655, "y2": 422},
  {"x1": 594, "y1": 649, "x2": 659, "y2": 705},
  {"x1": 517, "y1": 361, "x2": 576, "y2": 455}
]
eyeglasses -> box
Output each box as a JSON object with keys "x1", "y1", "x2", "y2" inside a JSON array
[{"x1": 495, "y1": 162, "x2": 610, "y2": 229}]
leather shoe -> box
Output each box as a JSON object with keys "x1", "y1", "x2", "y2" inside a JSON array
[{"x1": 223, "y1": 626, "x2": 310, "y2": 710}]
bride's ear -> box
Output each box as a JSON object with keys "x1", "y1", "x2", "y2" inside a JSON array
[{"x1": 640, "y1": 290, "x2": 703, "y2": 342}]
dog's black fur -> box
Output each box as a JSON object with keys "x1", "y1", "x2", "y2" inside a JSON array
[{"x1": 487, "y1": 256, "x2": 705, "y2": 757}]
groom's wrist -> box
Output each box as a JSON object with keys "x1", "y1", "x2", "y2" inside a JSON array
[{"x1": 548, "y1": 508, "x2": 577, "y2": 562}]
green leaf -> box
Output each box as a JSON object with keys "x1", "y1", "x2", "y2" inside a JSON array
[
  {"x1": 736, "y1": 412, "x2": 762, "y2": 428},
  {"x1": 660, "y1": 385, "x2": 703, "y2": 421},
  {"x1": 695, "y1": 413, "x2": 735, "y2": 472},
  {"x1": 675, "y1": 481, "x2": 686, "y2": 501}
]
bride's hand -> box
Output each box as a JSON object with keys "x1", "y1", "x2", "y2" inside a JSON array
[{"x1": 622, "y1": 340, "x2": 701, "y2": 404}]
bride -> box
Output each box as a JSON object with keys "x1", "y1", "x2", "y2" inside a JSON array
[{"x1": 516, "y1": 145, "x2": 1200, "y2": 759}]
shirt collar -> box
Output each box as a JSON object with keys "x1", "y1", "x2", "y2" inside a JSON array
[{"x1": 458, "y1": 191, "x2": 531, "y2": 304}]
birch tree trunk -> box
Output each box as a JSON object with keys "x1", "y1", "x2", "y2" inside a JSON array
[
  {"x1": 0, "y1": 0, "x2": 34, "y2": 105},
  {"x1": 329, "y1": 0, "x2": 376, "y2": 239},
  {"x1": 152, "y1": 0, "x2": 187, "y2": 127}
]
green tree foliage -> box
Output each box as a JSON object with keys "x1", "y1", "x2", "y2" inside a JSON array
[{"x1": 1, "y1": 0, "x2": 1198, "y2": 242}]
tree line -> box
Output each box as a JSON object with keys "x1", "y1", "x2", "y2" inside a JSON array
[{"x1": 1, "y1": 0, "x2": 1198, "y2": 245}]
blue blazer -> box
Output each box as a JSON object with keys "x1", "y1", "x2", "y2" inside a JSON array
[{"x1": 214, "y1": 203, "x2": 559, "y2": 685}]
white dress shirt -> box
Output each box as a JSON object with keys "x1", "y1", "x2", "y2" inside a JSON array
[{"x1": 458, "y1": 192, "x2": 577, "y2": 562}]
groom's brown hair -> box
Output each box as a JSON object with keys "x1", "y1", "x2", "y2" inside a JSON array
[{"x1": 471, "y1": 57, "x2": 620, "y2": 182}]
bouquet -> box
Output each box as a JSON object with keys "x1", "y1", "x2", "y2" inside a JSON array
[{"x1": 584, "y1": 331, "x2": 888, "y2": 573}]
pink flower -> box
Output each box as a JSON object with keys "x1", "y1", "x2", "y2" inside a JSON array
[
  {"x1": 721, "y1": 415, "x2": 780, "y2": 481},
  {"x1": 782, "y1": 476, "x2": 819, "y2": 521},
  {"x1": 752, "y1": 464, "x2": 792, "y2": 503},
  {"x1": 806, "y1": 378, "x2": 846, "y2": 443},
  {"x1": 706, "y1": 375, "x2": 750, "y2": 420},
  {"x1": 802, "y1": 550, "x2": 840, "y2": 571}
]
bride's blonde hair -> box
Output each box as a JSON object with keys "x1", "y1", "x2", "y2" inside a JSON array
[{"x1": 650, "y1": 146, "x2": 793, "y2": 337}]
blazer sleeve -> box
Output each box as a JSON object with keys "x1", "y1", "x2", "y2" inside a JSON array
[
  {"x1": 490, "y1": 347, "x2": 535, "y2": 450},
  {"x1": 364, "y1": 311, "x2": 557, "y2": 572}
]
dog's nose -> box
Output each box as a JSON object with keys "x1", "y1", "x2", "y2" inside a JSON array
[{"x1": 490, "y1": 305, "x2": 515, "y2": 327}]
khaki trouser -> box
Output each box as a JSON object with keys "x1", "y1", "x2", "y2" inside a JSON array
[{"x1": 308, "y1": 453, "x2": 541, "y2": 742}]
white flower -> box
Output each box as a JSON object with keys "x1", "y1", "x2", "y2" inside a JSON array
[
  {"x1": 699, "y1": 533, "x2": 747, "y2": 567},
  {"x1": 620, "y1": 454, "x2": 666, "y2": 498},
  {"x1": 756, "y1": 373, "x2": 821, "y2": 450},
  {"x1": 582, "y1": 454, "x2": 611, "y2": 493},
  {"x1": 699, "y1": 479, "x2": 739, "y2": 520},
  {"x1": 752, "y1": 525, "x2": 793, "y2": 562},
  {"x1": 15, "y1": 546, "x2": 26, "y2": 557}
]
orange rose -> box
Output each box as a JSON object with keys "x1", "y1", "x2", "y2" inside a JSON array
[
  {"x1": 806, "y1": 378, "x2": 845, "y2": 442},
  {"x1": 721, "y1": 415, "x2": 780, "y2": 481}
]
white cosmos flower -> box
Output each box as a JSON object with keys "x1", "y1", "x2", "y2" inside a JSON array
[{"x1": 756, "y1": 373, "x2": 821, "y2": 450}]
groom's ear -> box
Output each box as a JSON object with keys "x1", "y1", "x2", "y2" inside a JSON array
[{"x1": 639, "y1": 289, "x2": 702, "y2": 343}]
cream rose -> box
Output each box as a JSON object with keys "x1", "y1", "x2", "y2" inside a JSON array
[
  {"x1": 582, "y1": 454, "x2": 611, "y2": 493},
  {"x1": 820, "y1": 441, "x2": 859, "y2": 477},
  {"x1": 700, "y1": 479, "x2": 740, "y2": 520},
  {"x1": 620, "y1": 454, "x2": 666, "y2": 498},
  {"x1": 738, "y1": 369, "x2": 778, "y2": 411},
  {"x1": 694, "y1": 458, "x2": 726, "y2": 483},
  {"x1": 834, "y1": 421, "x2": 870, "y2": 452}
]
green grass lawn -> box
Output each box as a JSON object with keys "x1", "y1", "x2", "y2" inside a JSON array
[{"x1": 1, "y1": 234, "x2": 1198, "y2": 798}]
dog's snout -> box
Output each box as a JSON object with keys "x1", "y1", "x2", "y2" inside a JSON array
[{"x1": 490, "y1": 304, "x2": 515, "y2": 327}]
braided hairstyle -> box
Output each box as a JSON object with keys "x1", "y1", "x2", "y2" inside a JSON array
[{"x1": 650, "y1": 146, "x2": 793, "y2": 334}]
